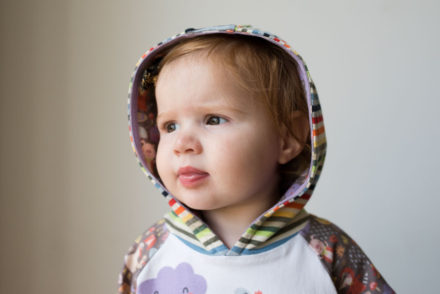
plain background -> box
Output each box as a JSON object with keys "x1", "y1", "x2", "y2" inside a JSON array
[{"x1": 1, "y1": 0, "x2": 438, "y2": 293}]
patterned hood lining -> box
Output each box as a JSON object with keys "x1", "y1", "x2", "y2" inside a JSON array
[{"x1": 127, "y1": 25, "x2": 326, "y2": 254}]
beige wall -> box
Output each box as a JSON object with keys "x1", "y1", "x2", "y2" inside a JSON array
[
  {"x1": 1, "y1": 1, "x2": 167, "y2": 292},
  {"x1": 1, "y1": 1, "x2": 69, "y2": 292},
  {"x1": 1, "y1": 0, "x2": 439, "y2": 293}
]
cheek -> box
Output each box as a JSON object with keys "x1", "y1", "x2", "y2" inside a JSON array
[
  {"x1": 155, "y1": 140, "x2": 170, "y2": 178},
  {"x1": 211, "y1": 133, "x2": 277, "y2": 183},
  {"x1": 234, "y1": 147, "x2": 277, "y2": 180},
  {"x1": 224, "y1": 129, "x2": 279, "y2": 165}
]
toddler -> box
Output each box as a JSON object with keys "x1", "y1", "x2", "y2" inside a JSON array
[{"x1": 119, "y1": 25, "x2": 394, "y2": 294}]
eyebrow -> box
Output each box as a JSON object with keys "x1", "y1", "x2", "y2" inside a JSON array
[{"x1": 157, "y1": 104, "x2": 247, "y2": 121}]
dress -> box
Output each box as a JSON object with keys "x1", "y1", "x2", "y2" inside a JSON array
[{"x1": 119, "y1": 25, "x2": 395, "y2": 294}]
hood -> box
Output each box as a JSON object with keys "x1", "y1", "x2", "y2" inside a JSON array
[{"x1": 127, "y1": 25, "x2": 326, "y2": 255}]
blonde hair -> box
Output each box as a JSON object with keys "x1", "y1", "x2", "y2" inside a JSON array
[{"x1": 157, "y1": 34, "x2": 311, "y2": 193}]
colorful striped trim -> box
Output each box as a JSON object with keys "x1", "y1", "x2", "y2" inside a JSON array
[
  {"x1": 164, "y1": 211, "x2": 226, "y2": 254},
  {"x1": 236, "y1": 210, "x2": 310, "y2": 250},
  {"x1": 165, "y1": 210, "x2": 310, "y2": 256}
]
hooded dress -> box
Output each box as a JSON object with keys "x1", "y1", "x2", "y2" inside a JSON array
[{"x1": 119, "y1": 25, "x2": 394, "y2": 294}]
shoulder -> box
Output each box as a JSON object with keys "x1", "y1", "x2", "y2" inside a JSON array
[
  {"x1": 118, "y1": 218, "x2": 170, "y2": 294},
  {"x1": 300, "y1": 215, "x2": 395, "y2": 294}
]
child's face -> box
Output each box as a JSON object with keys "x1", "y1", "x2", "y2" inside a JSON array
[{"x1": 155, "y1": 53, "x2": 285, "y2": 212}]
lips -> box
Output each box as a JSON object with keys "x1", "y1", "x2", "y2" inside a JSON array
[{"x1": 177, "y1": 166, "x2": 209, "y2": 188}]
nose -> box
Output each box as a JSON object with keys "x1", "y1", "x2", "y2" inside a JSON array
[{"x1": 173, "y1": 130, "x2": 202, "y2": 155}]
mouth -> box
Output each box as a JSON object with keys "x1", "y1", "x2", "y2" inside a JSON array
[{"x1": 177, "y1": 166, "x2": 209, "y2": 188}]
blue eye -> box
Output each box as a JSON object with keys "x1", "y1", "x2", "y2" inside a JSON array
[
  {"x1": 164, "y1": 122, "x2": 178, "y2": 133},
  {"x1": 206, "y1": 115, "x2": 227, "y2": 125}
]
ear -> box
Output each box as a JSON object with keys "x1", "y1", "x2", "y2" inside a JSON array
[{"x1": 278, "y1": 111, "x2": 310, "y2": 164}]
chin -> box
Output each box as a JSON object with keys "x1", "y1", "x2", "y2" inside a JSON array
[
  {"x1": 176, "y1": 197, "x2": 216, "y2": 211},
  {"x1": 181, "y1": 201, "x2": 212, "y2": 211}
]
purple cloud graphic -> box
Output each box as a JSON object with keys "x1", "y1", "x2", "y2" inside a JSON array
[{"x1": 138, "y1": 262, "x2": 207, "y2": 294}]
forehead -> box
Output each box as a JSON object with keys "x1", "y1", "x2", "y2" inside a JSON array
[{"x1": 155, "y1": 53, "x2": 258, "y2": 111}]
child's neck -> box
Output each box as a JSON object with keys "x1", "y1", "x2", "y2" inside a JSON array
[{"x1": 201, "y1": 195, "x2": 279, "y2": 249}]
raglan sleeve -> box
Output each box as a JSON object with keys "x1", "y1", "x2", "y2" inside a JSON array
[
  {"x1": 301, "y1": 215, "x2": 395, "y2": 294},
  {"x1": 117, "y1": 219, "x2": 169, "y2": 294}
]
